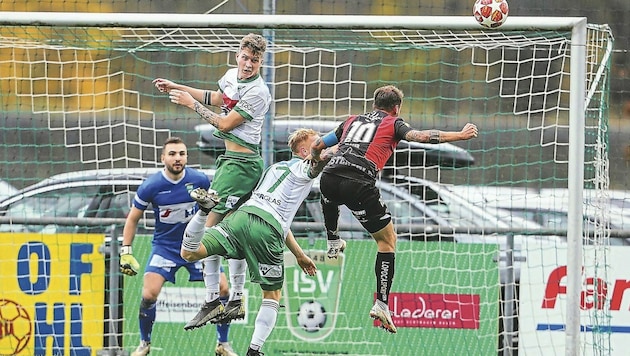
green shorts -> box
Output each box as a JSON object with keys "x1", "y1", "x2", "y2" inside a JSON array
[
  {"x1": 201, "y1": 210, "x2": 285, "y2": 291},
  {"x1": 210, "y1": 150, "x2": 264, "y2": 215}
]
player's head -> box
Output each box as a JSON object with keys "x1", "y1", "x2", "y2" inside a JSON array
[
  {"x1": 288, "y1": 128, "x2": 319, "y2": 159},
  {"x1": 161, "y1": 136, "x2": 187, "y2": 176},
  {"x1": 373, "y1": 85, "x2": 404, "y2": 115},
  {"x1": 236, "y1": 33, "x2": 267, "y2": 80}
]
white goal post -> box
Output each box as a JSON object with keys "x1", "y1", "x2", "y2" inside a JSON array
[{"x1": 0, "y1": 11, "x2": 612, "y2": 356}]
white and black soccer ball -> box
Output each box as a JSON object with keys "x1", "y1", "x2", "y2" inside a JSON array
[{"x1": 297, "y1": 300, "x2": 327, "y2": 332}]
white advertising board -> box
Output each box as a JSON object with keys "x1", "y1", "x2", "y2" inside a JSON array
[{"x1": 520, "y1": 245, "x2": 630, "y2": 355}]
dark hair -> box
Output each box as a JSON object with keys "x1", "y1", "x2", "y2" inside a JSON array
[
  {"x1": 373, "y1": 85, "x2": 404, "y2": 111},
  {"x1": 162, "y1": 136, "x2": 185, "y2": 150}
]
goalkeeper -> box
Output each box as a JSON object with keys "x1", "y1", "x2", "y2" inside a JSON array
[{"x1": 120, "y1": 137, "x2": 236, "y2": 356}]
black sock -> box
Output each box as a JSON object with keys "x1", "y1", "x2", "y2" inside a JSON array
[{"x1": 375, "y1": 252, "x2": 395, "y2": 304}]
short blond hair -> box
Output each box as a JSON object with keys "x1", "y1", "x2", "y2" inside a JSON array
[
  {"x1": 288, "y1": 128, "x2": 318, "y2": 154},
  {"x1": 240, "y1": 33, "x2": 267, "y2": 57}
]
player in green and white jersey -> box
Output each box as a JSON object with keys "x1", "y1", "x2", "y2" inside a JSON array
[
  {"x1": 153, "y1": 33, "x2": 271, "y2": 354},
  {"x1": 180, "y1": 128, "x2": 332, "y2": 356}
]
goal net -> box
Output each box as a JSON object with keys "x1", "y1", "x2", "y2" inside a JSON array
[{"x1": 0, "y1": 12, "x2": 614, "y2": 356}]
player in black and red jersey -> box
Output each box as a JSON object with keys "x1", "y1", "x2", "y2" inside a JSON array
[{"x1": 308, "y1": 85, "x2": 478, "y2": 334}]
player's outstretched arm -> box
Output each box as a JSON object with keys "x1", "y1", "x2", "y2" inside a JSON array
[
  {"x1": 167, "y1": 89, "x2": 245, "y2": 132},
  {"x1": 404, "y1": 123, "x2": 478, "y2": 144},
  {"x1": 285, "y1": 230, "x2": 317, "y2": 276},
  {"x1": 153, "y1": 78, "x2": 211, "y2": 103}
]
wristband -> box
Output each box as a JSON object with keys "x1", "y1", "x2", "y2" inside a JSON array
[
  {"x1": 429, "y1": 130, "x2": 440, "y2": 144},
  {"x1": 120, "y1": 245, "x2": 132, "y2": 255}
]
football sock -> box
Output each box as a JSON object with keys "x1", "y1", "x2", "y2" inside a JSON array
[
  {"x1": 228, "y1": 259, "x2": 246, "y2": 301},
  {"x1": 203, "y1": 255, "x2": 221, "y2": 302},
  {"x1": 375, "y1": 252, "x2": 395, "y2": 304},
  {"x1": 181, "y1": 211, "x2": 206, "y2": 252},
  {"x1": 250, "y1": 299, "x2": 279, "y2": 350},
  {"x1": 138, "y1": 298, "x2": 157, "y2": 342},
  {"x1": 216, "y1": 295, "x2": 230, "y2": 343},
  {"x1": 321, "y1": 198, "x2": 340, "y2": 239}
]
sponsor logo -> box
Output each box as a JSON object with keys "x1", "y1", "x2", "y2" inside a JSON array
[
  {"x1": 225, "y1": 195, "x2": 239, "y2": 209},
  {"x1": 538, "y1": 265, "x2": 630, "y2": 333},
  {"x1": 253, "y1": 192, "x2": 282, "y2": 206},
  {"x1": 160, "y1": 209, "x2": 172, "y2": 218},
  {"x1": 259, "y1": 263, "x2": 282, "y2": 278},
  {"x1": 383, "y1": 293, "x2": 480, "y2": 329}
]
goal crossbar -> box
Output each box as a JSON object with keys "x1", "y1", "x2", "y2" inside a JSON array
[{"x1": 0, "y1": 11, "x2": 586, "y2": 31}]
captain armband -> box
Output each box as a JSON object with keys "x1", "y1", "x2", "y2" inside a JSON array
[
  {"x1": 429, "y1": 130, "x2": 440, "y2": 144},
  {"x1": 322, "y1": 131, "x2": 339, "y2": 147},
  {"x1": 203, "y1": 90, "x2": 213, "y2": 105}
]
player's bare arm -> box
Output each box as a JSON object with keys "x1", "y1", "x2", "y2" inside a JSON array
[
  {"x1": 153, "y1": 78, "x2": 208, "y2": 102},
  {"x1": 307, "y1": 147, "x2": 334, "y2": 177},
  {"x1": 405, "y1": 122, "x2": 478, "y2": 143},
  {"x1": 309, "y1": 137, "x2": 329, "y2": 162},
  {"x1": 285, "y1": 230, "x2": 317, "y2": 276},
  {"x1": 168, "y1": 89, "x2": 245, "y2": 132}
]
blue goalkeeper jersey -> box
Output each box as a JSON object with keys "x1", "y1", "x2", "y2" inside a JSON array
[{"x1": 133, "y1": 167, "x2": 211, "y2": 251}]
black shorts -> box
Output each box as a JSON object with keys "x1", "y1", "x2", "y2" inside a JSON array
[{"x1": 320, "y1": 172, "x2": 392, "y2": 233}]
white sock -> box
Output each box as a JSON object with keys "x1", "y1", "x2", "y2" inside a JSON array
[
  {"x1": 181, "y1": 211, "x2": 207, "y2": 252},
  {"x1": 228, "y1": 259, "x2": 246, "y2": 301},
  {"x1": 203, "y1": 255, "x2": 221, "y2": 302},
  {"x1": 250, "y1": 299, "x2": 279, "y2": 350}
]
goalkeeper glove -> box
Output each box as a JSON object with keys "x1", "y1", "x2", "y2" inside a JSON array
[{"x1": 120, "y1": 245, "x2": 140, "y2": 276}]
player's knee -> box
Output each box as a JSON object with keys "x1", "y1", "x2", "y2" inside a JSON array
[
  {"x1": 261, "y1": 288, "x2": 282, "y2": 301},
  {"x1": 180, "y1": 249, "x2": 196, "y2": 262}
]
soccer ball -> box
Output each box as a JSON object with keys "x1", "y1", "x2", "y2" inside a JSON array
[
  {"x1": 473, "y1": 0, "x2": 509, "y2": 29},
  {"x1": 297, "y1": 300, "x2": 327, "y2": 333},
  {"x1": 0, "y1": 299, "x2": 32, "y2": 355}
]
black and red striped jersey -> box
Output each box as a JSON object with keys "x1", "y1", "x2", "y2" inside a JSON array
[{"x1": 323, "y1": 110, "x2": 413, "y2": 181}]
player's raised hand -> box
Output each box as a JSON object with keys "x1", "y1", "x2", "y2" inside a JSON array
[
  {"x1": 168, "y1": 89, "x2": 196, "y2": 109},
  {"x1": 120, "y1": 246, "x2": 140, "y2": 276},
  {"x1": 297, "y1": 255, "x2": 317, "y2": 276},
  {"x1": 461, "y1": 123, "x2": 479, "y2": 140},
  {"x1": 153, "y1": 78, "x2": 176, "y2": 93}
]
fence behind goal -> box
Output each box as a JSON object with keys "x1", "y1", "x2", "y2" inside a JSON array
[{"x1": 0, "y1": 12, "x2": 615, "y2": 356}]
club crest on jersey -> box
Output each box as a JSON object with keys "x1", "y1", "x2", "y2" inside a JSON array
[{"x1": 185, "y1": 183, "x2": 194, "y2": 193}]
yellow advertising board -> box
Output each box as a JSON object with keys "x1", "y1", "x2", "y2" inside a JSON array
[{"x1": 0, "y1": 232, "x2": 105, "y2": 356}]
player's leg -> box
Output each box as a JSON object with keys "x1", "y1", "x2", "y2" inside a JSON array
[
  {"x1": 319, "y1": 172, "x2": 346, "y2": 259},
  {"x1": 199, "y1": 151, "x2": 263, "y2": 319},
  {"x1": 242, "y1": 216, "x2": 284, "y2": 355},
  {"x1": 181, "y1": 209, "x2": 215, "y2": 261},
  {"x1": 215, "y1": 269, "x2": 238, "y2": 356},
  {"x1": 131, "y1": 271, "x2": 166, "y2": 356},
  {"x1": 343, "y1": 180, "x2": 398, "y2": 333},
  {"x1": 183, "y1": 225, "x2": 231, "y2": 330},
  {"x1": 213, "y1": 258, "x2": 246, "y2": 324},
  {"x1": 367, "y1": 222, "x2": 397, "y2": 333},
  {"x1": 246, "y1": 289, "x2": 281, "y2": 356}
]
